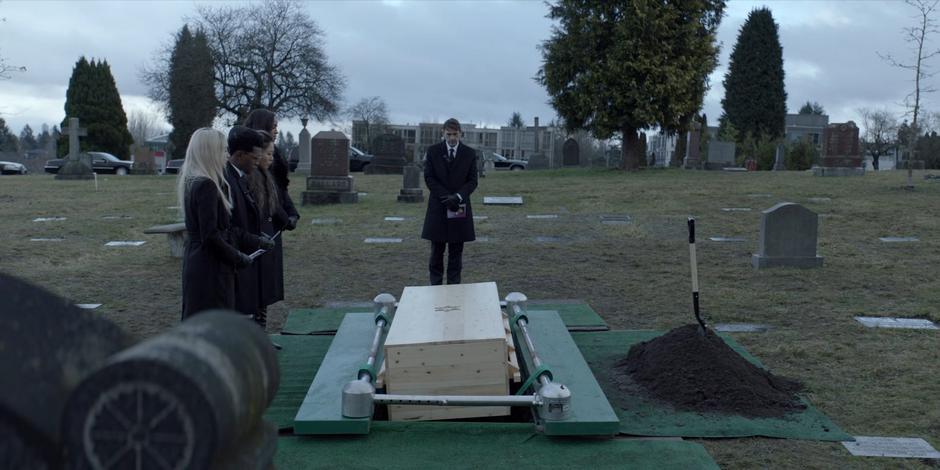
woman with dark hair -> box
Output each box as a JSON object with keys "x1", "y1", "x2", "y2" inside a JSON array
[
  {"x1": 243, "y1": 109, "x2": 299, "y2": 328},
  {"x1": 249, "y1": 130, "x2": 287, "y2": 329}
]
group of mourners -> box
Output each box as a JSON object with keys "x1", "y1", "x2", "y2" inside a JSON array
[{"x1": 177, "y1": 108, "x2": 299, "y2": 335}]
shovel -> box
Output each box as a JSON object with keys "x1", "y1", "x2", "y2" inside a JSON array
[{"x1": 688, "y1": 217, "x2": 708, "y2": 335}]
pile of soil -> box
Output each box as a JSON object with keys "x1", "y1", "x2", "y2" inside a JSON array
[{"x1": 614, "y1": 324, "x2": 805, "y2": 418}]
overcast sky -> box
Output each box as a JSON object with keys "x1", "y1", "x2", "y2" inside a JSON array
[{"x1": 0, "y1": 0, "x2": 930, "y2": 141}]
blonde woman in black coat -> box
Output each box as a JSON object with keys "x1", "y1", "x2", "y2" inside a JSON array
[{"x1": 178, "y1": 128, "x2": 253, "y2": 319}]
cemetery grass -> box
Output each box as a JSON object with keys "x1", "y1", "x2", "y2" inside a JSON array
[{"x1": 2, "y1": 169, "x2": 939, "y2": 469}]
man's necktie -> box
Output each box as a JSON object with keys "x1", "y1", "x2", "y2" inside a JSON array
[{"x1": 448, "y1": 148, "x2": 455, "y2": 162}]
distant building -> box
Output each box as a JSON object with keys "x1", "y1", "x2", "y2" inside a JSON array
[
  {"x1": 785, "y1": 113, "x2": 828, "y2": 151},
  {"x1": 353, "y1": 118, "x2": 568, "y2": 165}
]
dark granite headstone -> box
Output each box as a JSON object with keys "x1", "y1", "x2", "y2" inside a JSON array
[
  {"x1": 705, "y1": 141, "x2": 736, "y2": 170},
  {"x1": 773, "y1": 143, "x2": 786, "y2": 171},
  {"x1": 527, "y1": 153, "x2": 550, "y2": 170},
  {"x1": 297, "y1": 119, "x2": 312, "y2": 173},
  {"x1": 562, "y1": 138, "x2": 580, "y2": 166},
  {"x1": 815, "y1": 121, "x2": 864, "y2": 176},
  {"x1": 303, "y1": 131, "x2": 358, "y2": 204},
  {"x1": 365, "y1": 133, "x2": 407, "y2": 174},
  {"x1": 752, "y1": 202, "x2": 824, "y2": 269}
]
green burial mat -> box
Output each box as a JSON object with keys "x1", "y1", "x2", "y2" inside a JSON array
[
  {"x1": 275, "y1": 422, "x2": 718, "y2": 469},
  {"x1": 263, "y1": 334, "x2": 334, "y2": 430},
  {"x1": 572, "y1": 330, "x2": 853, "y2": 441},
  {"x1": 281, "y1": 301, "x2": 607, "y2": 335}
]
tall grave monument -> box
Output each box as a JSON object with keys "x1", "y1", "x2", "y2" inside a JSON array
[
  {"x1": 302, "y1": 130, "x2": 358, "y2": 205},
  {"x1": 55, "y1": 117, "x2": 93, "y2": 180},
  {"x1": 813, "y1": 121, "x2": 864, "y2": 176},
  {"x1": 296, "y1": 118, "x2": 312, "y2": 174}
]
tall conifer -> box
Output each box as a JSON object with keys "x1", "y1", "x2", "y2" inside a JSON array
[{"x1": 168, "y1": 25, "x2": 217, "y2": 157}]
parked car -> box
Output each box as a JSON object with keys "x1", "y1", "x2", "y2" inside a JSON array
[
  {"x1": 486, "y1": 152, "x2": 526, "y2": 171},
  {"x1": 0, "y1": 161, "x2": 28, "y2": 175},
  {"x1": 164, "y1": 159, "x2": 184, "y2": 175},
  {"x1": 349, "y1": 146, "x2": 373, "y2": 172},
  {"x1": 44, "y1": 152, "x2": 133, "y2": 175}
]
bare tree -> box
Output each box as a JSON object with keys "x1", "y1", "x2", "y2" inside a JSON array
[
  {"x1": 127, "y1": 109, "x2": 169, "y2": 150},
  {"x1": 143, "y1": 0, "x2": 345, "y2": 123},
  {"x1": 0, "y1": 13, "x2": 26, "y2": 80},
  {"x1": 859, "y1": 108, "x2": 898, "y2": 170},
  {"x1": 879, "y1": 0, "x2": 940, "y2": 186},
  {"x1": 346, "y1": 96, "x2": 389, "y2": 151}
]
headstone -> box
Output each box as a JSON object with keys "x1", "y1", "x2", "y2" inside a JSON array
[
  {"x1": 55, "y1": 117, "x2": 93, "y2": 180},
  {"x1": 721, "y1": 208, "x2": 752, "y2": 212},
  {"x1": 752, "y1": 202, "x2": 824, "y2": 269},
  {"x1": 600, "y1": 215, "x2": 631, "y2": 225},
  {"x1": 709, "y1": 237, "x2": 746, "y2": 242},
  {"x1": 683, "y1": 124, "x2": 702, "y2": 169},
  {"x1": 854, "y1": 317, "x2": 938, "y2": 330},
  {"x1": 297, "y1": 118, "x2": 312, "y2": 173},
  {"x1": 74, "y1": 303, "x2": 102, "y2": 309},
  {"x1": 842, "y1": 437, "x2": 940, "y2": 458},
  {"x1": 30, "y1": 238, "x2": 64, "y2": 242},
  {"x1": 365, "y1": 133, "x2": 407, "y2": 174},
  {"x1": 527, "y1": 214, "x2": 558, "y2": 219},
  {"x1": 397, "y1": 165, "x2": 424, "y2": 203},
  {"x1": 33, "y1": 217, "x2": 66, "y2": 222},
  {"x1": 311, "y1": 218, "x2": 339, "y2": 225},
  {"x1": 807, "y1": 197, "x2": 831, "y2": 203},
  {"x1": 773, "y1": 143, "x2": 786, "y2": 171},
  {"x1": 814, "y1": 121, "x2": 865, "y2": 176},
  {"x1": 302, "y1": 131, "x2": 358, "y2": 204},
  {"x1": 483, "y1": 196, "x2": 523, "y2": 205},
  {"x1": 473, "y1": 215, "x2": 488, "y2": 221},
  {"x1": 562, "y1": 138, "x2": 580, "y2": 166},
  {"x1": 705, "y1": 141, "x2": 736, "y2": 170}
]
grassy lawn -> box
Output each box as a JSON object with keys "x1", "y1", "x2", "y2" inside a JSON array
[{"x1": 2, "y1": 168, "x2": 938, "y2": 468}]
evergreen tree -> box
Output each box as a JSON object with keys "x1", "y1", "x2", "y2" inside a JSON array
[
  {"x1": 798, "y1": 101, "x2": 825, "y2": 115},
  {"x1": 19, "y1": 124, "x2": 37, "y2": 150},
  {"x1": 168, "y1": 25, "x2": 217, "y2": 158},
  {"x1": 508, "y1": 112, "x2": 524, "y2": 128},
  {"x1": 0, "y1": 118, "x2": 19, "y2": 153},
  {"x1": 539, "y1": 0, "x2": 726, "y2": 170},
  {"x1": 58, "y1": 57, "x2": 135, "y2": 159},
  {"x1": 720, "y1": 8, "x2": 787, "y2": 143},
  {"x1": 37, "y1": 124, "x2": 52, "y2": 150}
]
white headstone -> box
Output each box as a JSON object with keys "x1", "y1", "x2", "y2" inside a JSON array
[
  {"x1": 483, "y1": 196, "x2": 523, "y2": 205},
  {"x1": 364, "y1": 238, "x2": 402, "y2": 244},
  {"x1": 854, "y1": 317, "x2": 938, "y2": 330},
  {"x1": 842, "y1": 437, "x2": 940, "y2": 458},
  {"x1": 105, "y1": 241, "x2": 146, "y2": 247}
]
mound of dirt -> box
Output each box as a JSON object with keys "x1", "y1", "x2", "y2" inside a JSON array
[{"x1": 614, "y1": 324, "x2": 805, "y2": 418}]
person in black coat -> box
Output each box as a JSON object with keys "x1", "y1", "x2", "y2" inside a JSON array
[
  {"x1": 223, "y1": 126, "x2": 275, "y2": 317},
  {"x1": 249, "y1": 130, "x2": 289, "y2": 329},
  {"x1": 243, "y1": 109, "x2": 299, "y2": 311},
  {"x1": 178, "y1": 128, "x2": 253, "y2": 319},
  {"x1": 421, "y1": 118, "x2": 479, "y2": 285}
]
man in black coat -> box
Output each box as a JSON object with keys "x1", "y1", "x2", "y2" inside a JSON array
[
  {"x1": 223, "y1": 126, "x2": 275, "y2": 316},
  {"x1": 421, "y1": 118, "x2": 478, "y2": 285}
]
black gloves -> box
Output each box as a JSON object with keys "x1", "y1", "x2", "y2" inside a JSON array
[
  {"x1": 235, "y1": 251, "x2": 253, "y2": 268},
  {"x1": 285, "y1": 215, "x2": 299, "y2": 231},
  {"x1": 439, "y1": 194, "x2": 460, "y2": 211},
  {"x1": 259, "y1": 235, "x2": 276, "y2": 250}
]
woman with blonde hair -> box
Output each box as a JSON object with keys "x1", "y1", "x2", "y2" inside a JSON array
[{"x1": 178, "y1": 127, "x2": 252, "y2": 319}]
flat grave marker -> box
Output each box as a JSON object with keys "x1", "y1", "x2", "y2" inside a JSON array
[
  {"x1": 311, "y1": 218, "x2": 339, "y2": 225},
  {"x1": 30, "y1": 238, "x2": 64, "y2": 242},
  {"x1": 709, "y1": 237, "x2": 746, "y2": 242},
  {"x1": 75, "y1": 303, "x2": 102, "y2": 310},
  {"x1": 384, "y1": 216, "x2": 406, "y2": 222},
  {"x1": 473, "y1": 215, "x2": 488, "y2": 221},
  {"x1": 527, "y1": 214, "x2": 558, "y2": 219},
  {"x1": 748, "y1": 193, "x2": 773, "y2": 198},
  {"x1": 483, "y1": 196, "x2": 523, "y2": 205},
  {"x1": 854, "y1": 317, "x2": 938, "y2": 330},
  {"x1": 600, "y1": 215, "x2": 631, "y2": 225},
  {"x1": 364, "y1": 238, "x2": 402, "y2": 244},
  {"x1": 720, "y1": 208, "x2": 752, "y2": 212},
  {"x1": 33, "y1": 217, "x2": 66, "y2": 222},
  {"x1": 104, "y1": 241, "x2": 146, "y2": 247},
  {"x1": 879, "y1": 237, "x2": 919, "y2": 243},
  {"x1": 101, "y1": 215, "x2": 133, "y2": 220},
  {"x1": 808, "y1": 197, "x2": 832, "y2": 203},
  {"x1": 714, "y1": 323, "x2": 772, "y2": 333},
  {"x1": 533, "y1": 236, "x2": 563, "y2": 243},
  {"x1": 476, "y1": 236, "x2": 490, "y2": 242},
  {"x1": 842, "y1": 437, "x2": 940, "y2": 459}
]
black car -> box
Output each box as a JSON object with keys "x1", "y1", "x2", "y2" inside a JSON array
[
  {"x1": 486, "y1": 152, "x2": 526, "y2": 171},
  {"x1": 44, "y1": 152, "x2": 133, "y2": 175},
  {"x1": 164, "y1": 159, "x2": 184, "y2": 175},
  {"x1": 349, "y1": 146, "x2": 373, "y2": 172}
]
